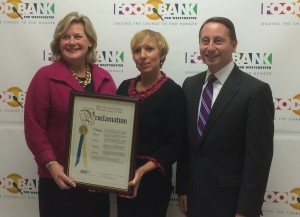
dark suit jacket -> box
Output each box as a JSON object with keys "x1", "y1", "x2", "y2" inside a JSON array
[{"x1": 177, "y1": 64, "x2": 274, "y2": 217}]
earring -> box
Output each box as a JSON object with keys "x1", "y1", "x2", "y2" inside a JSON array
[{"x1": 160, "y1": 61, "x2": 163, "y2": 68}]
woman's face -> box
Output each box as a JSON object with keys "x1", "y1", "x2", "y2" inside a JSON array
[
  {"x1": 132, "y1": 38, "x2": 164, "y2": 75},
  {"x1": 59, "y1": 22, "x2": 92, "y2": 66}
]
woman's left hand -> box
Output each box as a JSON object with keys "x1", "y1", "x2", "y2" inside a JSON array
[
  {"x1": 119, "y1": 161, "x2": 157, "y2": 199},
  {"x1": 121, "y1": 169, "x2": 143, "y2": 199}
]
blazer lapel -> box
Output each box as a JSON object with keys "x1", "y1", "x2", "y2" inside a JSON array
[
  {"x1": 49, "y1": 61, "x2": 84, "y2": 91},
  {"x1": 184, "y1": 73, "x2": 206, "y2": 152},
  {"x1": 190, "y1": 73, "x2": 206, "y2": 127},
  {"x1": 201, "y1": 65, "x2": 242, "y2": 144}
]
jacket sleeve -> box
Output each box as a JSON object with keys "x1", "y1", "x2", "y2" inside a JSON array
[
  {"x1": 24, "y1": 68, "x2": 56, "y2": 167},
  {"x1": 152, "y1": 83, "x2": 187, "y2": 173},
  {"x1": 237, "y1": 82, "x2": 274, "y2": 216}
]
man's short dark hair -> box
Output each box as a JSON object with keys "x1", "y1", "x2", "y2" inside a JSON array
[{"x1": 199, "y1": 17, "x2": 237, "y2": 41}]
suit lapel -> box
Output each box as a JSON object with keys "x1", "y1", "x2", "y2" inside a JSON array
[
  {"x1": 201, "y1": 65, "x2": 242, "y2": 145},
  {"x1": 190, "y1": 73, "x2": 206, "y2": 126},
  {"x1": 184, "y1": 73, "x2": 206, "y2": 152}
]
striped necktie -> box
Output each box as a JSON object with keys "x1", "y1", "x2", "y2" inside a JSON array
[{"x1": 197, "y1": 74, "x2": 217, "y2": 138}]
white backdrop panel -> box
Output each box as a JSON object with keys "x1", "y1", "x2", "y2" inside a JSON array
[{"x1": 1, "y1": 0, "x2": 300, "y2": 216}]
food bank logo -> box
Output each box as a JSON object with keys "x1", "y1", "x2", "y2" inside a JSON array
[
  {"x1": 185, "y1": 52, "x2": 204, "y2": 64},
  {"x1": 0, "y1": 87, "x2": 25, "y2": 108},
  {"x1": 185, "y1": 52, "x2": 272, "y2": 65},
  {"x1": 0, "y1": 173, "x2": 38, "y2": 195},
  {"x1": 97, "y1": 50, "x2": 124, "y2": 66},
  {"x1": 265, "y1": 188, "x2": 300, "y2": 210},
  {"x1": 0, "y1": 0, "x2": 55, "y2": 20},
  {"x1": 274, "y1": 94, "x2": 300, "y2": 115},
  {"x1": 233, "y1": 53, "x2": 272, "y2": 65},
  {"x1": 114, "y1": 0, "x2": 198, "y2": 20},
  {"x1": 261, "y1": 1, "x2": 300, "y2": 18},
  {"x1": 43, "y1": 50, "x2": 125, "y2": 66}
]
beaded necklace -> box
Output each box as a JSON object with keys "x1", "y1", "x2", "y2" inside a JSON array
[
  {"x1": 71, "y1": 65, "x2": 92, "y2": 87},
  {"x1": 128, "y1": 72, "x2": 169, "y2": 103}
]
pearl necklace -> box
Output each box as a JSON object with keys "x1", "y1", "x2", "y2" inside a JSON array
[{"x1": 71, "y1": 65, "x2": 92, "y2": 87}]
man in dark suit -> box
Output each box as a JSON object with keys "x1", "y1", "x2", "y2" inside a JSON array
[{"x1": 176, "y1": 17, "x2": 274, "y2": 217}]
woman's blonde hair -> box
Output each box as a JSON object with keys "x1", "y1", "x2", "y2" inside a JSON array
[
  {"x1": 50, "y1": 11, "x2": 98, "y2": 64},
  {"x1": 130, "y1": 29, "x2": 169, "y2": 67}
]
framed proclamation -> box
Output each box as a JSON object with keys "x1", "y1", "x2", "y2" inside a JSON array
[{"x1": 65, "y1": 91, "x2": 139, "y2": 195}]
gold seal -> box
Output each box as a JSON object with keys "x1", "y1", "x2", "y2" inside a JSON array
[{"x1": 79, "y1": 125, "x2": 88, "y2": 135}]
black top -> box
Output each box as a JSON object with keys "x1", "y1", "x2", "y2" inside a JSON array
[{"x1": 117, "y1": 74, "x2": 186, "y2": 177}]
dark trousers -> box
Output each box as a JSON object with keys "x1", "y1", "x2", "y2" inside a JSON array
[
  {"x1": 39, "y1": 178, "x2": 110, "y2": 217},
  {"x1": 117, "y1": 169, "x2": 172, "y2": 217}
]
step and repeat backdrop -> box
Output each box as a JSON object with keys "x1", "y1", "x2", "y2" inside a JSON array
[{"x1": 1, "y1": 0, "x2": 300, "y2": 216}]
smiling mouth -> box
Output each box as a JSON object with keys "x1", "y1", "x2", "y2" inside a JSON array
[
  {"x1": 205, "y1": 55, "x2": 219, "y2": 61},
  {"x1": 67, "y1": 47, "x2": 78, "y2": 50},
  {"x1": 66, "y1": 48, "x2": 80, "y2": 53},
  {"x1": 206, "y1": 54, "x2": 218, "y2": 58}
]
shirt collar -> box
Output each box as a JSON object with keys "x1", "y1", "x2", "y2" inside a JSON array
[{"x1": 206, "y1": 60, "x2": 234, "y2": 84}]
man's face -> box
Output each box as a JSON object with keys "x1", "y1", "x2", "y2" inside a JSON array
[{"x1": 199, "y1": 22, "x2": 237, "y2": 73}]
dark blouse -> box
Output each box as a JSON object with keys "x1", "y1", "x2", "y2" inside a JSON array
[{"x1": 117, "y1": 73, "x2": 186, "y2": 177}]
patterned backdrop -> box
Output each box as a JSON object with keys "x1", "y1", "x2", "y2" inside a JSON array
[{"x1": 1, "y1": 0, "x2": 300, "y2": 216}]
